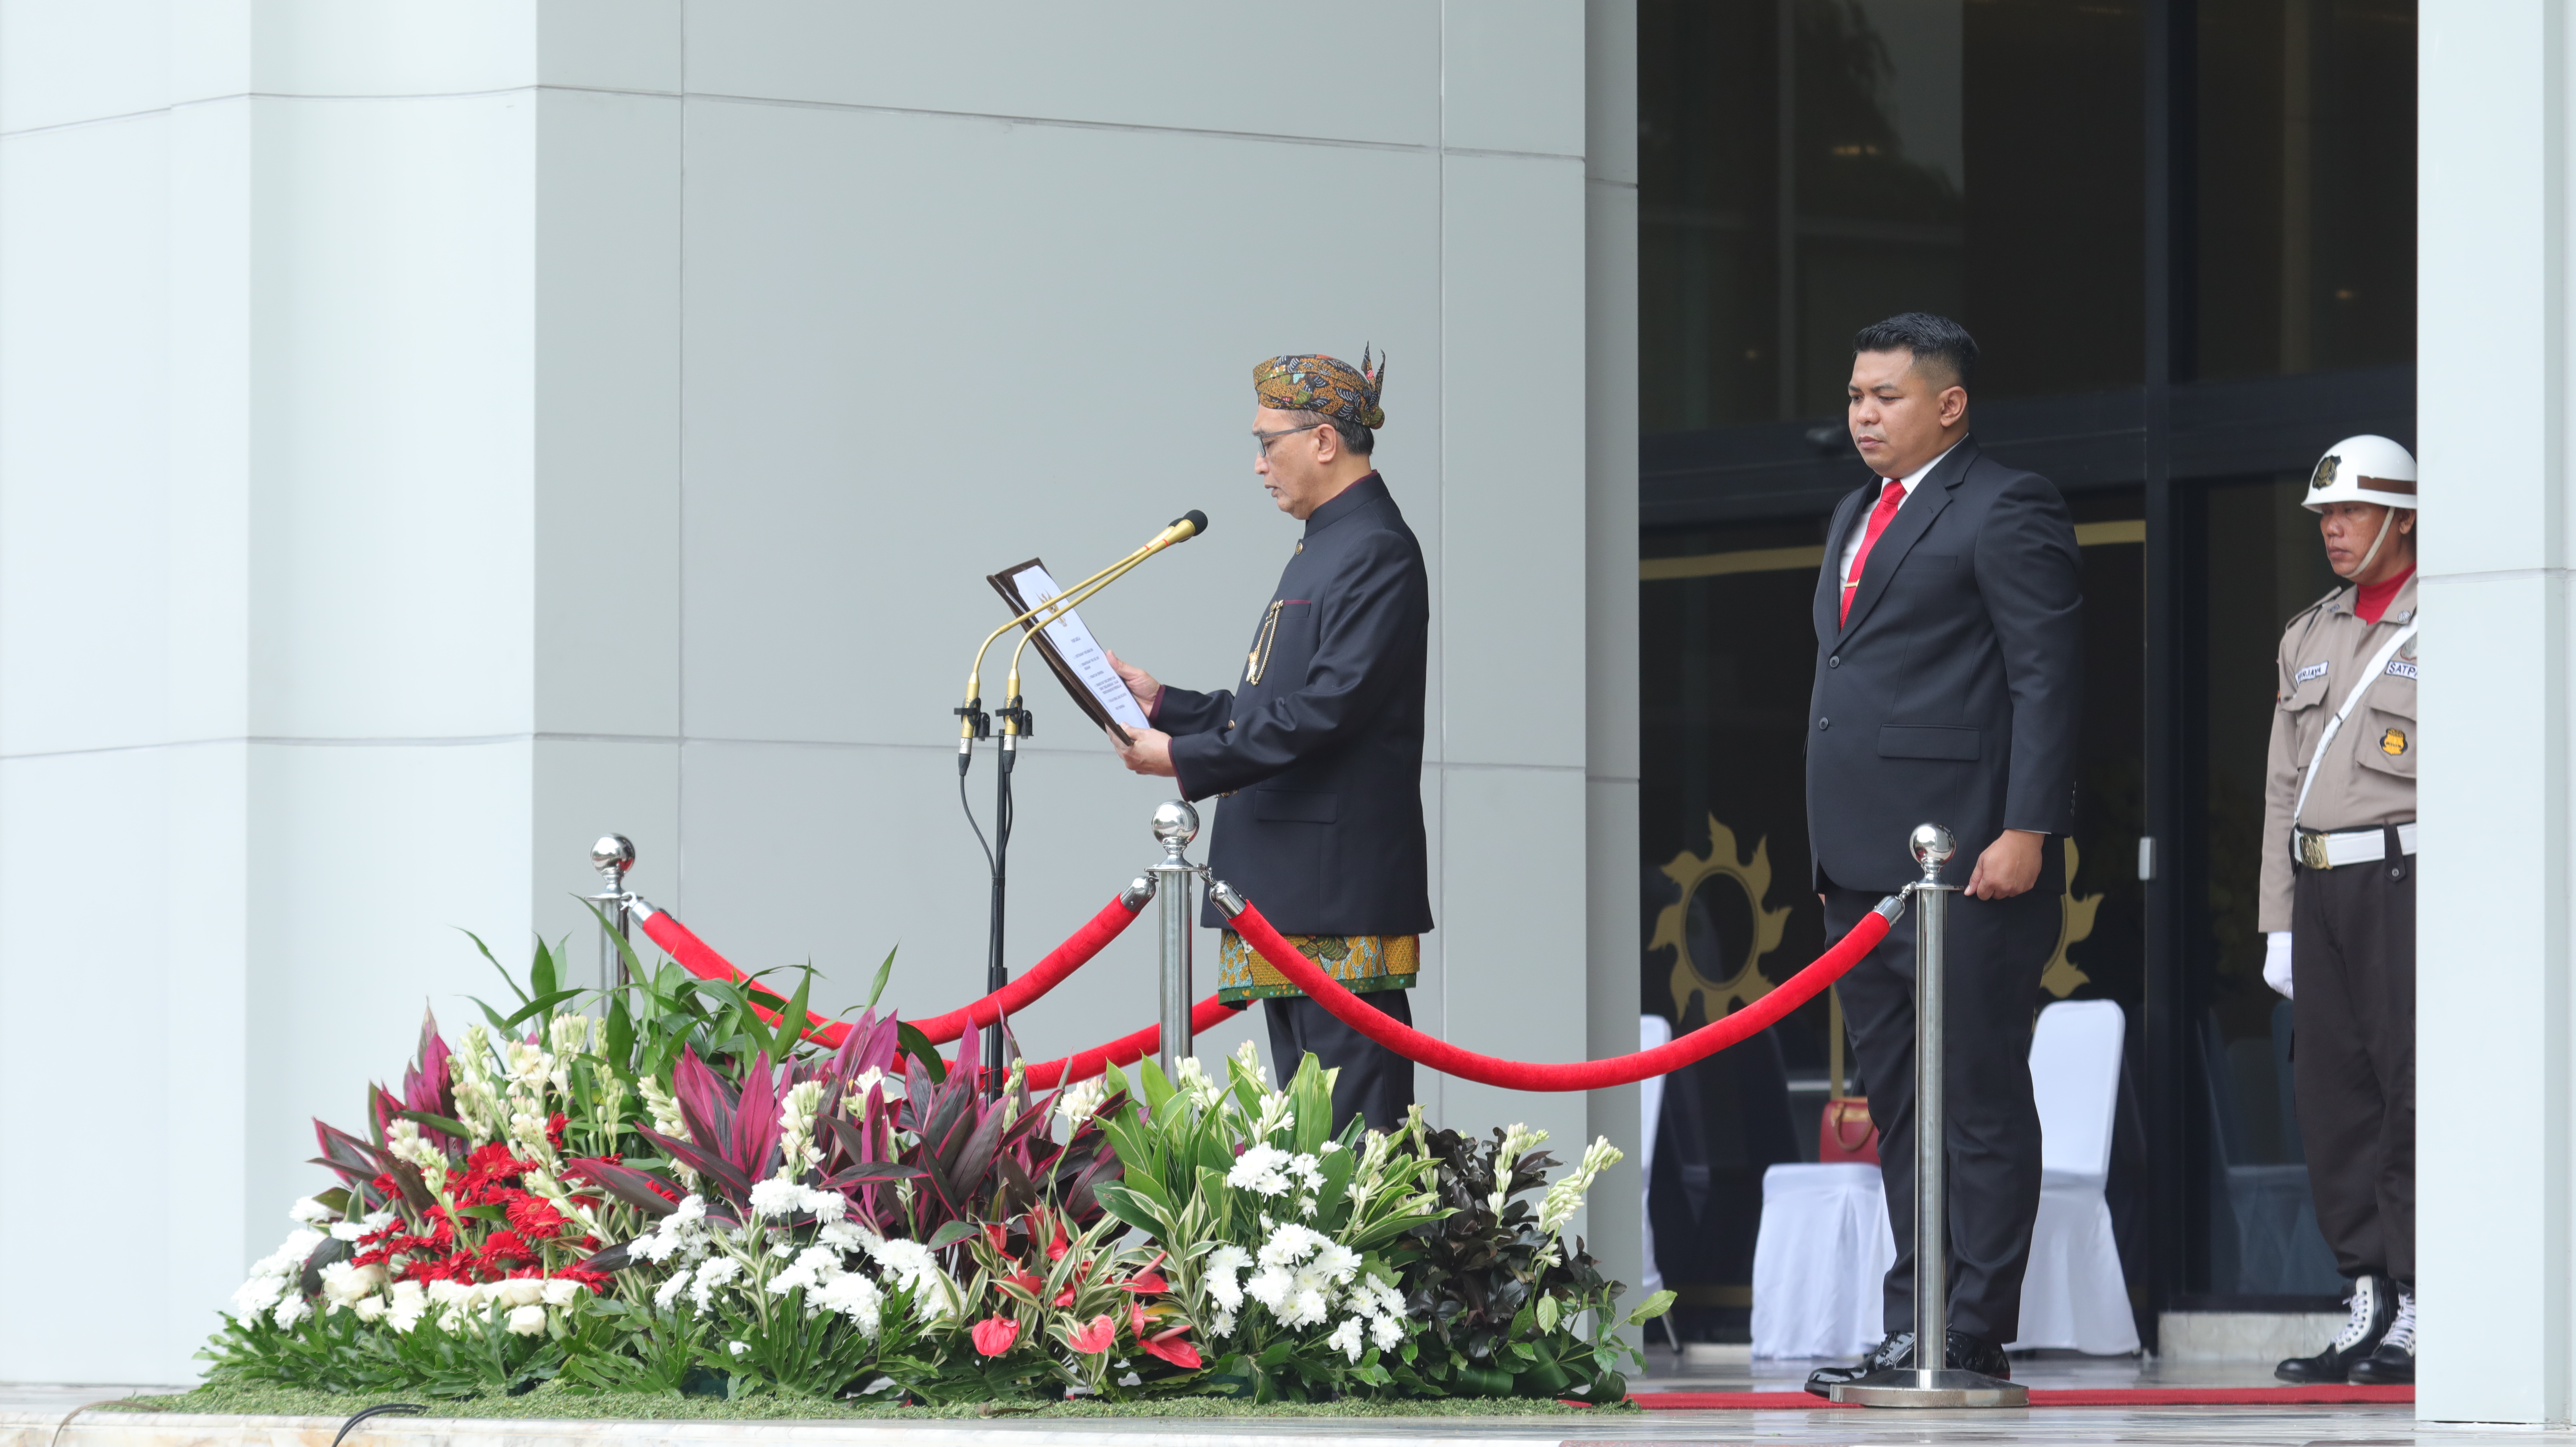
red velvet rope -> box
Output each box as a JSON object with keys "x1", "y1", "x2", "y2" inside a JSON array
[
  {"x1": 1226, "y1": 899, "x2": 1897, "y2": 1090},
  {"x1": 632, "y1": 893, "x2": 1144, "y2": 1050}
]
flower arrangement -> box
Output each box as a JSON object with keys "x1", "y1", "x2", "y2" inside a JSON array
[{"x1": 201, "y1": 937, "x2": 1672, "y2": 1406}]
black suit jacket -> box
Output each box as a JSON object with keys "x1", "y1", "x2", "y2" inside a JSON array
[
  {"x1": 1804, "y1": 438, "x2": 2083, "y2": 893},
  {"x1": 1160, "y1": 473, "x2": 1434, "y2": 935}
]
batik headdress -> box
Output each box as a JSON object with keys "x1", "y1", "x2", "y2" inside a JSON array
[{"x1": 1254, "y1": 346, "x2": 1387, "y2": 429}]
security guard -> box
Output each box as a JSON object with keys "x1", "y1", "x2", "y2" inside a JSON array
[{"x1": 2262, "y1": 434, "x2": 2419, "y2": 1387}]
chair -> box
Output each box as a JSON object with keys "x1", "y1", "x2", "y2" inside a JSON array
[
  {"x1": 2006, "y1": 1000, "x2": 2140, "y2": 1353},
  {"x1": 1751, "y1": 1162, "x2": 1894, "y2": 1359},
  {"x1": 1638, "y1": 1015, "x2": 1682, "y2": 1352}
]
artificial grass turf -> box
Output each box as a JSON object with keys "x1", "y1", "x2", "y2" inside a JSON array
[{"x1": 100, "y1": 1384, "x2": 1631, "y2": 1421}]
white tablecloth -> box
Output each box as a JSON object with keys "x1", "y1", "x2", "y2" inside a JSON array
[{"x1": 1751, "y1": 1163, "x2": 1896, "y2": 1360}]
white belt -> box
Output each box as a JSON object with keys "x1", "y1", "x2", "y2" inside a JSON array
[{"x1": 2294, "y1": 822, "x2": 2418, "y2": 871}]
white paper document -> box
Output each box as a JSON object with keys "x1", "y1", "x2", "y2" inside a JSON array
[{"x1": 1007, "y1": 563, "x2": 1153, "y2": 732}]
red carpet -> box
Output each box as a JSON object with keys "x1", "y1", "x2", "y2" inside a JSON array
[{"x1": 1632, "y1": 1385, "x2": 2413, "y2": 1409}]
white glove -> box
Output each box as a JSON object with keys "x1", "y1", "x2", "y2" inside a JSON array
[{"x1": 2262, "y1": 930, "x2": 2294, "y2": 999}]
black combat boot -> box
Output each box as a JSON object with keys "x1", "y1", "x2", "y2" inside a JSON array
[
  {"x1": 2277, "y1": 1273, "x2": 2395, "y2": 1384},
  {"x1": 2347, "y1": 1286, "x2": 2415, "y2": 1385}
]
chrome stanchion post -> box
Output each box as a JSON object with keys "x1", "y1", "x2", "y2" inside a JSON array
[
  {"x1": 1148, "y1": 801, "x2": 1200, "y2": 1080},
  {"x1": 589, "y1": 835, "x2": 636, "y2": 996},
  {"x1": 1835, "y1": 823, "x2": 2028, "y2": 1410}
]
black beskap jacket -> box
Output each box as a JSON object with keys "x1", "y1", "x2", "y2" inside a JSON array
[
  {"x1": 1804, "y1": 438, "x2": 2083, "y2": 894},
  {"x1": 1160, "y1": 472, "x2": 1434, "y2": 935}
]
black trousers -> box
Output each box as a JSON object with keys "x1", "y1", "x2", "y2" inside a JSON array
[
  {"x1": 1263, "y1": 988, "x2": 1416, "y2": 1134},
  {"x1": 1824, "y1": 879, "x2": 2057, "y2": 1344},
  {"x1": 2291, "y1": 841, "x2": 2416, "y2": 1284}
]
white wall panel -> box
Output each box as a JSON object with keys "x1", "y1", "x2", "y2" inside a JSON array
[
  {"x1": 535, "y1": 88, "x2": 681, "y2": 738},
  {"x1": 0, "y1": 751, "x2": 176, "y2": 1380},
  {"x1": 249, "y1": 95, "x2": 537, "y2": 738},
  {"x1": 677, "y1": 98, "x2": 1441, "y2": 749},
  {"x1": 245, "y1": 0, "x2": 534, "y2": 97},
  {"x1": 0, "y1": 0, "x2": 171, "y2": 133},
  {"x1": 0, "y1": 115, "x2": 171, "y2": 757},
  {"x1": 1440, "y1": 153, "x2": 1590, "y2": 770},
  {"x1": 1441, "y1": 0, "x2": 1588, "y2": 157},
  {"x1": 685, "y1": 0, "x2": 1441, "y2": 147},
  {"x1": 243, "y1": 742, "x2": 534, "y2": 1249}
]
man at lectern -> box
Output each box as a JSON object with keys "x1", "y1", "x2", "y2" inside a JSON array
[{"x1": 1103, "y1": 350, "x2": 1431, "y2": 1133}]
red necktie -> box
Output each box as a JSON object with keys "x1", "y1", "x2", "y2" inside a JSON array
[{"x1": 1840, "y1": 480, "x2": 1907, "y2": 625}]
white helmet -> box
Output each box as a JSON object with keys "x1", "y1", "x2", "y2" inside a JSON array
[{"x1": 2303, "y1": 435, "x2": 2418, "y2": 514}]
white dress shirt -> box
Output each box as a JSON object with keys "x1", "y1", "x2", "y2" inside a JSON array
[{"x1": 1837, "y1": 440, "x2": 1963, "y2": 588}]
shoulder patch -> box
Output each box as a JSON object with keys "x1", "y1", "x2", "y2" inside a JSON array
[
  {"x1": 2384, "y1": 658, "x2": 2418, "y2": 680},
  {"x1": 2294, "y1": 661, "x2": 2330, "y2": 684}
]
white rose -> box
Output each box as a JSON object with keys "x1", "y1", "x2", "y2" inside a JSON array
[
  {"x1": 495, "y1": 1277, "x2": 548, "y2": 1308},
  {"x1": 540, "y1": 1278, "x2": 583, "y2": 1308},
  {"x1": 426, "y1": 1279, "x2": 471, "y2": 1307},
  {"x1": 353, "y1": 1297, "x2": 388, "y2": 1323},
  {"x1": 505, "y1": 1304, "x2": 547, "y2": 1337}
]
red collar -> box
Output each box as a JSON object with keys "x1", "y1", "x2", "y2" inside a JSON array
[{"x1": 2354, "y1": 565, "x2": 2414, "y2": 625}]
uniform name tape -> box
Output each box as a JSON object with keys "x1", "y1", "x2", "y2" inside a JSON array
[
  {"x1": 2295, "y1": 661, "x2": 2330, "y2": 683},
  {"x1": 2384, "y1": 659, "x2": 2418, "y2": 679}
]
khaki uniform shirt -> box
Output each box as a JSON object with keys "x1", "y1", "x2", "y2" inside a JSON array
[{"x1": 2258, "y1": 573, "x2": 2418, "y2": 932}]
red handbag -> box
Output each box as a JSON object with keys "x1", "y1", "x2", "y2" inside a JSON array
[
  {"x1": 1817, "y1": 989, "x2": 1881, "y2": 1163},
  {"x1": 1819, "y1": 1097, "x2": 1881, "y2": 1164}
]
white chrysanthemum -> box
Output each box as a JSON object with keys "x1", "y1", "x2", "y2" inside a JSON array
[
  {"x1": 747, "y1": 1175, "x2": 806, "y2": 1220},
  {"x1": 863, "y1": 1236, "x2": 955, "y2": 1322},
  {"x1": 819, "y1": 1218, "x2": 868, "y2": 1250},
  {"x1": 769, "y1": 1244, "x2": 845, "y2": 1297},
  {"x1": 289, "y1": 1196, "x2": 338, "y2": 1225},
  {"x1": 1203, "y1": 1244, "x2": 1251, "y2": 1310},
  {"x1": 1327, "y1": 1316, "x2": 1365, "y2": 1362},
  {"x1": 229, "y1": 1276, "x2": 285, "y2": 1319},
  {"x1": 688, "y1": 1256, "x2": 743, "y2": 1313},
  {"x1": 1211, "y1": 1308, "x2": 1238, "y2": 1335},
  {"x1": 318, "y1": 1260, "x2": 386, "y2": 1308},
  {"x1": 271, "y1": 1294, "x2": 312, "y2": 1330},
  {"x1": 1228, "y1": 1144, "x2": 1293, "y2": 1196},
  {"x1": 1244, "y1": 1265, "x2": 1292, "y2": 1312},
  {"x1": 653, "y1": 1272, "x2": 690, "y2": 1311},
  {"x1": 1257, "y1": 1222, "x2": 1324, "y2": 1267},
  {"x1": 1283, "y1": 1283, "x2": 1330, "y2": 1327},
  {"x1": 386, "y1": 1281, "x2": 426, "y2": 1334},
  {"x1": 1311, "y1": 1242, "x2": 1361, "y2": 1283},
  {"x1": 813, "y1": 1271, "x2": 884, "y2": 1336},
  {"x1": 801, "y1": 1186, "x2": 847, "y2": 1219},
  {"x1": 1371, "y1": 1313, "x2": 1404, "y2": 1350},
  {"x1": 506, "y1": 1304, "x2": 547, "y2": 1337}
]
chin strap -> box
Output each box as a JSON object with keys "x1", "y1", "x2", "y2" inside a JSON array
[{"x1": 2352, "y1": 507, "x2": 2400, "y2": 577}]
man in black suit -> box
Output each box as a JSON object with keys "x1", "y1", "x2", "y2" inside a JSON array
[
  {"x1": 1104, "y1": 350, "x2": 1430, "y2": 1132},
  {"x1": 1800, "y1": 313, "x2": 2083, "y2": 1394}
]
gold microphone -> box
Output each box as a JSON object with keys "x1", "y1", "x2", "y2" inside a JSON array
[{"x1": 959, "y1": 511, "x2": 1208, "y2": 758}]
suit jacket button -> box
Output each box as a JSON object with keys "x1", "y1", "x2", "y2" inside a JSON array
[
  {"x1": 1828, "y1": 656, "x2": 1840, "y2": 669},
  {"x1": 1818, "y1": 717, "x2": 1831, "y2": 730}
]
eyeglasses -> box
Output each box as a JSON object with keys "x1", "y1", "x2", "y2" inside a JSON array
[{"x1": 1253, "y1": 422, "x2": 1326, "y2": 456}]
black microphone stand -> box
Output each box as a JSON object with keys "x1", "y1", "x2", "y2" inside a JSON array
[{"x1": 986, "y1": 694, "x2": 1033, "y2": 1094}]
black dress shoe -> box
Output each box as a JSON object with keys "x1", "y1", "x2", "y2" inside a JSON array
[
  {"x1": 1804, "y1": 1332, "x2": 1912, "y2": 1398},
  {"x1": 1946, "y1": 1329, "x2": 2012, "y2": 1380},
  {"x1": 2277, "y1": 1273, "x2": 2395, "y2": 1384},
  {"x1": 2348, "y1": 1289, "x2": 2415, "y2": 1385}
]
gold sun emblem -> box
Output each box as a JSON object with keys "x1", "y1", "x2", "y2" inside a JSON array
[
  {"x1": 1651, "y1": 815, "x2": 1794, "y2": 1022},
  {"x1": 2040, "y1": 837, "x2": 2104, "y2": 999}
]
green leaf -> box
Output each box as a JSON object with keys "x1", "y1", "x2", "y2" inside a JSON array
[
  {"x1": 603, "y1": 995, "x2": 634, "y2": 1073},
  {"x1": 1138, "y1": 1057, "x2": 1176, "y2": 1119},
  {"x1": 454, "y1": 1203, "x2": 509, "y2": 1223},
  {"x1": 398, "y1": 1109, "x2": 474, "y2": 1140},
  {"x1": 1092, "y1": 1183, "x2": 1164, "y2": 1239},
  {"x1": 895, "y1": 1022, "x2": 948, "y2": 1084},
  {"x1": 529, "y1": 937, "x2": 558, "y2": 1002},
  {"x1": 1623, "y1": 1289, "x2": 1677, "y2": 1326},
  {"x1": 1535, "y1": 1294, "x2": 1561, "y2": 1334},
  {"x1": 458, "y1": 929, "x2": 532, "y2": 1006},
  {"x1": 864, "y1": 943, "x2": 899, "y2": 1011},
  {"x1": 926, "y1": 1220, "x2": 981, "y2": 1250},
  {"x1": 772, "y1": 969, "x2": 814, "y2": 1060},
  {"x1": 503, "y1": 988, "x2": 585, "y2": 1030}
]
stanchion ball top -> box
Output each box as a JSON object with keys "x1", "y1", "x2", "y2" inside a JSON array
[
  {"x1": 1152, "y1": 801, "x2": 1200, "y2": 849},
  {"x1": 1908, "y1": 823, "x2": 1956, "y2": 871},
  {"x1": 591, "y1": 835, "x2": 637, "y2": 874}
]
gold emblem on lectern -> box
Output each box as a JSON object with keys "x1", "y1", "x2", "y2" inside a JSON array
[
  {"x1": 1651, "y1": 816, "x2": 1793, "y2": 1022},
  {"x1": 2040, "y1": 837, "x2": 2103, "y2": 999}
]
